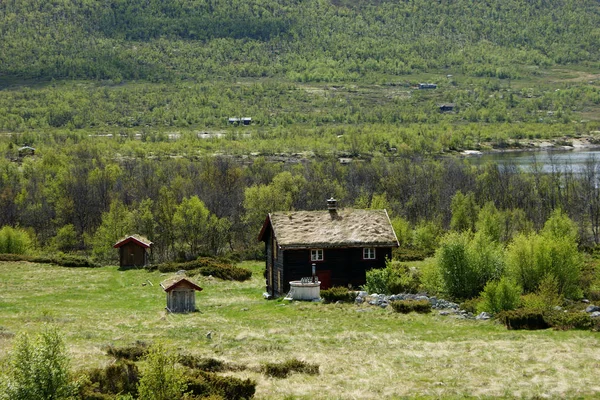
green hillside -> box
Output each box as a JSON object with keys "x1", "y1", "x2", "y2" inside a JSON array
[{"x1": 1, "y1": 0, "x2": 599, "y2": 82}]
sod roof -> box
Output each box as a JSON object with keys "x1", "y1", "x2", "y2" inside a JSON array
[{"x1": 259, "y1": 209, "x2": 399, "y2": 249}]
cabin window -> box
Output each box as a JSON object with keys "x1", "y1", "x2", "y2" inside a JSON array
[
  {"x1": 363, "y1": 248, "x2": 376, "y2": 260},
  {"x1": 310, "y1": 249, "x2": 324, "y2": 262}
]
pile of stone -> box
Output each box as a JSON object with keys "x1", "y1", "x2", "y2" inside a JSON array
[
  {"x1": 355, "y1": 291, "x2": 491, "y2": 320},
  {"x1": 585, "y1": 304, "x2": 600, "y2": 318}
]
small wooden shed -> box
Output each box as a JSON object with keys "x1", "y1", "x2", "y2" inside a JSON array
[
  {"x1": 113, "y1": 235, "x2": 152, "y2": 268},
  {"x1": 160, "y1": 276, "x2": 203, "y2": 313}
]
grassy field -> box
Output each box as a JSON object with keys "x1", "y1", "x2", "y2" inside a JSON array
[{"x1": 1, "y1": 261, "x2": 600, "y2": 399}]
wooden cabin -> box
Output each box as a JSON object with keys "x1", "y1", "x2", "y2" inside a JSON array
[
  {"x1": 113, "y1": 235, "x2": 152, "y2": 268},
  {"x1": 439, "y1": 103, "x2": 456, "y2": 112},
  {"x1": 18, "y1": 146, "x2": 35, "y2": 157},
  {"x1": 161, "y1": 276, "x2": 203, "y2": 313},
  {"x1": 258, "y1": 199, "x2": 399, "y2": 298}
]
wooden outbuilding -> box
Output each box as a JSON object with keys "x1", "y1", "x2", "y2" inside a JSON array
[
  {"x1": 439, "y1": 103, "x2": 456, "y2": 112},
  {"x1": 18, "y1": 146, "x2": 36, "y2": 157},
  {"x1": 113, "y1": 235, "x2": 152, "y2": 268},
  {"x1": 161, "y1": 276, "x2": 203, "y2": 313},
  {"x1": 258, "y1": 199, "x2": 399, "y2": 298}
]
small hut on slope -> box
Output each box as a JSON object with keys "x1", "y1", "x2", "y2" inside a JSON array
[
  {"x1": 113, "y1": 235, "x2": 152, "y2": 268},
  {"x1": 160, "y1": 276, "x2": 203, "y2": 313}
]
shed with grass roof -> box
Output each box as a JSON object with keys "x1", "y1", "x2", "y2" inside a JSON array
[
  {"x1": 258, "y1": 198, "x2": 399, "y2": 298},
  {"x1": 161, "y1": 276, "x2": 203, "y2": 313},
  {"x1": 113, "y1": 235, "x2": 152, "y2": 268}
]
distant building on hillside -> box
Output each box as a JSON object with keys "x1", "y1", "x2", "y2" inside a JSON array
[
  {"x1": 228, "y1": 117, "x2": 252, "y2": 125},
  {"x1": 258, "y1": 198, "x2": 399, "y2": 298},
  {"x1": 439, "y1": 103, "x2": 456, "y2": 112},
  {"x1": 418, "y1": 83, "x2": 437, "y2": 89},
  {"x1": 18, "y1": 146, "x2": 35, "y2": 157}
]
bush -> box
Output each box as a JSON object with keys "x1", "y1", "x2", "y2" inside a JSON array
[
  {"x1": 392, "y1": 247, "x2": 429, "y2": 262},
  {"x1": 544, "y1": 311, "x2": 593, "y2": 330},
  {"x1": 0, "y1": 253, "x2": 100, "y2": 268},
  {"x1": 363, "y1": 261, "x2": 421, "y2": 295},
  {"x1": 178, "y1": 355, "x2": 226, "y2": 372},
  {"x1": 3, "y1": 328, "x2": 78, "y2": 400},
  {"x1": 153, "y1": 257, "x2": 252, "y2": 281},
  {"x1": 478, "y1": 277, "x2": 522, "y2": 314},
  {"x1": 104, "y1": 341, "x2": 149, "y2": 361},
  {"x1": 185, "y1": 370, "x2": 256, "y2": 400},
  {"x1": 390, "y1": 300, "x2": 432, "y2": 314},
  {"x1": 79, "y1": 360, "x2": 139, "y2": 398},
  {"x1": 496, "y1": 309, "x2": 550, "y2": 330},
  {"x1": 261, "y1": 359, "x2": 319, "y2": 378},
  {"x1": 0, "y1": 225, "x2": 32, "y2": 255},
  {"x1": 363, "y1": 268, "x2": 389, "y2": 294},
  {"x1": 137, "y1": 344, "x2": 187, "y2": 400},
  {"x1": 460, "y1": 297, "x2": 481, "y2": 314},
  {"x1": 320, "y1": 287, "x2": 357, "y2": 303}
]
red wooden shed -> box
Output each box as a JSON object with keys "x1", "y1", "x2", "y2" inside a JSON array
[
  {"x1": 160, "y1": 276, "x2": 203, "y2": 313},
  {"x1": 113, "y1": 235, "x2": 152, "y2": 268}
]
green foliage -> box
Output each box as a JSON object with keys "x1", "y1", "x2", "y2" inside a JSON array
[
  {"x1": 185, "y1": 370, "x2": 256, "y2": 400},
  {"x1": 450, "y1": 191, "x2": 479, "y2": 232},
  {"x1": 496, "y1": 309, "x2": 550, "y2": 330},
  {"x1": 261, "y1": 359, "x2": 319, "y2": 378},
  {"x1": 544, "y1": 311, "x2": 594, "y2": 331},
  {"x1": 178, "y1": 356, "x2": 225, "y2": 373},
  {"x1": 364, "y1": 260, "x2": 422, "y2": 295},
  {"x1": 390, "y1": 300, "x2": 432, "y2": 314},
  {"x1": 154, "y1": 257, "x2": 252, "y2": 281},
  {"x1": 2, "y1": 328, "x2": 77, "y2": 400},
  {"x1": 391, "y1": 217, "x2": 411, "y2": 248},
  {"x1": 104, "y1": 341, "x2": 149, "y2": 362},
  {"x1": 90, "y1": 201, "x2": 135, "y2": 264},
  {"x1": 320, "y1": 287, "x2": 357, "y2": 304},
  {"x1": 137, "y1": 344, "x2": 187, "y2": 400},
  {"x1": 79, "y1": 360, "x2": 139, "y2": 399},
  {"x1": 52, "y1": 224, "x2": 79, "y2": 252},
  {"x1": 0, "y1": 253, "x2": 99, "y2": 268},
  {"x1": 412, "y1": 221, "x2": 442, "y2": 255},
  {"x1": 436, "y1": 231, "x2": 504, "y2": 299},
  {"x1": 478, "y1": 277, "x2": 522, "y2": 314},
  {"x1": 0, "y1": 226, "x2": 32, "y2": 255},
  {"x1": 507, "y1": 224, "x2": 583, "y2": 299}
]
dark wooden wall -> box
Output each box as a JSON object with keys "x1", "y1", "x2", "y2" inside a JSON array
[{"x1": 119, "y1": 242, "x2": 147, "y2": 267}]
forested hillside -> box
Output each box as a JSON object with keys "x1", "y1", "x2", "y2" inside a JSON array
[{"x1": 1, "y1": 0, "x2": 599, "y2": 81}]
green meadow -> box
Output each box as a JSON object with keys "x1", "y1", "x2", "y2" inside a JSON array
[{"x1": 1, "y1": 261, "x2": 599, "y2": 399}]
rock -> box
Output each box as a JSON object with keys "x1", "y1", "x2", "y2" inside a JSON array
[
  {"x1": 476, "y1": 312, "x2": 491, "y2": 320},
  {"x1": 439, "y1": 311, "x2": 450, "y2": 316},
  {"x1": 591, "y1": 311, "x2": 600, "y2": 318},
  {"x1": 585, "y1": 305, "x2": 600, "y2": 313},
  {"x1": 582, "y1": 299, "x2": 590, "y2": 304}
]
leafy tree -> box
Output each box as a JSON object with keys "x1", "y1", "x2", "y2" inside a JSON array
[
  {"x1": 137, "y1": 344, "x2": 187, "y2": 400},
  {"x1": 2, "y1": 328, "x2": 77, "y2": 400},
  {"x1": 90, "y1": 200, "x2": 135, "y2": 264},
  {"x1": 0, "y1": 226, "x2": 32, "y2": 254},
  {"x1": 450, "y1": 191, "x2": 478, "y2": 232}
]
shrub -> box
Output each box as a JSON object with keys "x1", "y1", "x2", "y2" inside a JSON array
[
  {"x1": 392, "y1": 247, "x2": 429, "y2": 262},
  {"x1": 185, "y1": 370, "x2": 256, "y2": 400},
  {"x1": 137, "y1": 344, "x2": 187, "y2": 400},
  {"x1": 386, "y1": 263, "x2": 421, "y2": 294},
  {"x1": 363, "y1": 268, "x2": 389, "y2": 295},
  {"x1": 320, "y1": 287, "x2": 357, "y2": 303},
  {"x1": 544, "y1": 311, "x2": 593, "y2": 330},
  {"x1": 0, "y1": 226, "x2": 32, "y2": 255},
  {"x1": 460, "y1": 297, "x2": 481, "y2": 314},
  {"x1": 262, "y1": 359, "x2": 319, "y2": 378},
  {"x1": 153, "y1": 257, "x2": 252, "y2": 281},
  {"x1": 178, "y1": 355, "x2": 226, "y2": 372},
  {"x1": 79, "y1": 360, "x2": 139, "y2": 398},
  {"x1": 52, "y1": 254, "x2": 101, "y2": 268},
  {"x1": 478, "y1": 277, "x2": 522, "y2": 314},
  {"x1": 3, "y1": 328, "x2": 78, "y2": 400},
  {"x1": 104, "y1": 341, "x2": 149, "y2": 361},
  {"x1": 390, "y1": 300, "x2": 432, "y2": 314},
  {"x1": 496, "y1": 309, "x2": 550, "y2": 330}
]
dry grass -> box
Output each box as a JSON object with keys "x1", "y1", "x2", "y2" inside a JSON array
[{"x1": 1, "y1": 261, "x2": 600, "y2": 399}]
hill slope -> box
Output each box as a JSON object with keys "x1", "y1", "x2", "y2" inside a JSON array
[{"x1": 1, "y1": 0, "x2": 599, "y2": 82}]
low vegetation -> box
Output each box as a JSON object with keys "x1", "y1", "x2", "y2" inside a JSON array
[
  {"x1": 320, "y1": 287, "x2": 357, "y2": 304},
  {"x1": 390, "y1": 300, "x2": 432, "y2": 314},
  {"x1": 261, "y1": 359, "x2": 319, "y2": 379},
  {"x1": 2, "y1": 261, "x2": 600, "y2": 398}
]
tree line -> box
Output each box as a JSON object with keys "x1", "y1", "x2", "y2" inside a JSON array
[{"x1": 4, "y1": 137, "x2": 600, "y2": 263}]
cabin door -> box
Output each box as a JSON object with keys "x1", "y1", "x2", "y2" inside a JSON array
[{"x1": 316, "y1": 270, "x2": 332, "y2": 289}]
